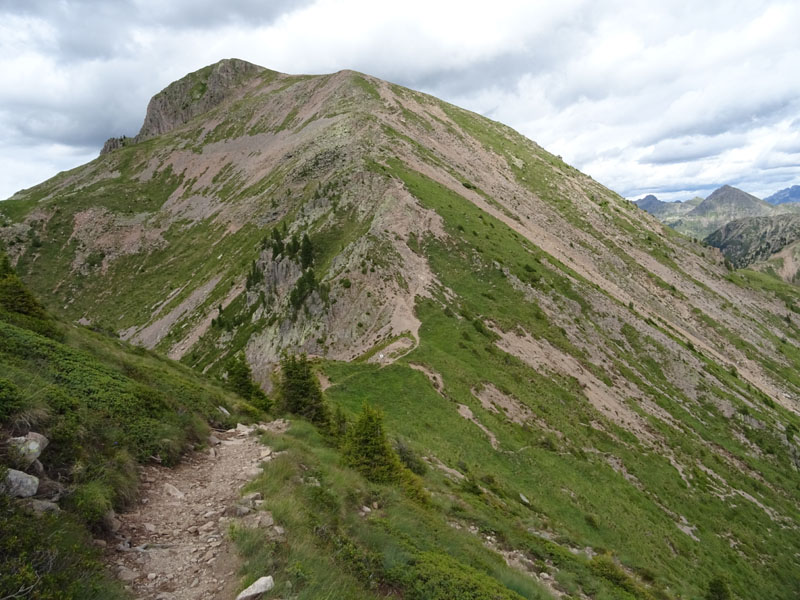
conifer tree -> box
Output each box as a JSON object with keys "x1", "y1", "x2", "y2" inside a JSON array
[
  {"x1": 225, "y1": 354, "x2": 270, "y2": 411},
  {"x1": 300, "y1": 233, "x2": 314, "y2": 269},
  {"x1": 277, "y1": 353, "x2": 328, "y2": 424},
  {"x1": 342, "y1": 404, "x2": 403, "y2": 483}
]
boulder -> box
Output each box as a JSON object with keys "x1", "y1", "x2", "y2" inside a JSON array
[
  {"x1": 7, "y1": 432, "x2": 49, "y2": 468},
  {"x1": 1, "y1": 469, "x2": 39, "y2": 498},
  {"x1": 236, "y1": 576, "x2": 274, "y2": 600}
]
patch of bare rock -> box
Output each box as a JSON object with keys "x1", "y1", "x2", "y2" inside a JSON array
[{"x1": 100, "y1": 420, "x2": 289, "y2": 599}]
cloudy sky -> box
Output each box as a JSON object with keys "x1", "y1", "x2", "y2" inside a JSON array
[{"x1": 2, "y1": 0, "x2": 799, "y2": 202}]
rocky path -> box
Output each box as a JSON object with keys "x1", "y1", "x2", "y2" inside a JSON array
[{"x1": 101, "y1": 421, "x2": 287, "y2": 599}]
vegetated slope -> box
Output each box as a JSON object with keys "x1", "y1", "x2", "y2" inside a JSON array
[
  {"x1": 0, "y1": 251, "x2": 256, "y2": 598},
  {"x1": 749, "y1": 239, "x2": 800, "y2": 285},
  {"x1": 765, "y1": 184, "x2": 800, "y2": 205},
  {"x1": 705, "y1": 213, "x2": 800, "y2": 270},
  {"x1": 2, "y1": 59, "x2": 800, "y2": 599},
  {"x1": 669, "y1": 185, "x2": 797, "y2": 239}
]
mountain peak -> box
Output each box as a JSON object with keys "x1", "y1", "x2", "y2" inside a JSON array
[
  {"x1": 137, "y1": 58, "x2": 266, "y2": 140},
  {"x1": 691, "y1": 184, "x2": 766, "y2": 216},
  {"x1": 101, "y1": 58, "x2": 267, "y2": 154}
]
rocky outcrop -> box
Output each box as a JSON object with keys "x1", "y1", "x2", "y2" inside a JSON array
[
  {"x1": 136, "y1": 58, "x2": 265, "y2": 142},
  {"x1": 100, "y1": 136, "x2": 130, "y2": 155}
]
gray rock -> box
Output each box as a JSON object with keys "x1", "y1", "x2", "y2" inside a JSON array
[
  {"x1": 208, "y1": 435, "x2": 222, "y2": 446},
  {"x1": 1, "y1": 469, "x2": 39, "y2": 497},
  {"x1": 104, "y1": 510, "x2": 122, "y2": 532},
  {"x1": 7, "y1": 432, "x2": 49, "y2": 468},
  {"x1": 236, "y1": 575, "x2": 274, "y2": 600},
  {"x1": 241, "y1": 492, "x2": 262, "y2": 507},
  {"x1": 27, "y1": 499, "x2": 60, "y2": 513},
  {"x1": 118, "y1": 566, "x2": 138, "y2": 582}
]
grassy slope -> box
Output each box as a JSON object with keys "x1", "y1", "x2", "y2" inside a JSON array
[
  {"x1": 314, "y1": 161, "x2": 800, "y2": 599},
  {"x1": 0, "y1": 260, "x2": 257, "y2": 599}
]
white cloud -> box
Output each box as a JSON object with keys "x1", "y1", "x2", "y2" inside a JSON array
[{"x1": 1, "y1": 0, "x2": 799, "y2": 202}]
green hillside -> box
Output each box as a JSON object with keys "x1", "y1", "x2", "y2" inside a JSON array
[{"x1": 2, "y1": 59, "x2": 800, "y2": 599}]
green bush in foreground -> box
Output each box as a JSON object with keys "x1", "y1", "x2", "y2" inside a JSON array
[{"x1": 0, "y1": 496, "x2": 125, "y2": 599}]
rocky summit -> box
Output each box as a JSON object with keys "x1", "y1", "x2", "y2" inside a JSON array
[{"x1": 2, "y1": 59, "x2": 800, "y2": 599}]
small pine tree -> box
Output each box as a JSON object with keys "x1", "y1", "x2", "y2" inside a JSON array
[
  {"x1": 300, "y1": 233, "x2": 314, "y2": 269},
  {"x1": 705, "y1": 576, "x2": 732, "y2": 600},
  {"x1": 0, "y1": 253, "x2": 12, "y2": 277},
  {"x1": 271, "y1": 228, "x2": 284, "y2": 258},
  {"x1": 342, "y1": 404, "x2": 403, "y2": 483},
  {"x1": 332, "y1": 405, "x2": 348, "y2": 440},
  {"x1": 278, "y1": 354, "x2": 328, "y2": 424},
  {"x1": 225, "y1": 354, "x2": 271, "y2": 411},
  {"x1": 286, "y1": 234, "x2": 300, "y2": 258},
  {"x1": 0, "y1": 273, "x2": 47, "y2": 318},
  {"x1": 226, "y1": 354, "x2": 256, "y2": 398}
]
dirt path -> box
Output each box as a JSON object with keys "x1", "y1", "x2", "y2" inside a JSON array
[{"x1": 102, "y1": 421, "x2": 286, "y2": 599}]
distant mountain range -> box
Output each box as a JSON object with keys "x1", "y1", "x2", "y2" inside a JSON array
[
  {"x1": 636, "y1": 185, "x2": 800, "y2": 240},
  {"x1": 636, "y1": 185, "x2": 800, "y2": 281},
  {"x1": 765, "y1": 185, "x2": 800, "y2": 205}
]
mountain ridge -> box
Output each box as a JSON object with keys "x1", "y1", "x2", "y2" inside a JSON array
[
  {"x1": 765, "y1": 184, "x2": 800, "y2": 205},
  {"x1": 3, "y1": 59, "x2": 800, "y2": 599}
]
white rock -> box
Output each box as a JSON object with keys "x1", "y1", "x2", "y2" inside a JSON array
[
  {"x1": 7, "y1": 432, "x2": 49, "y2": 468},
  {"x1": 236, "y1": 576, "x2": 274, "y2": 599},
  {"x1": 1, "y1": 469, "x2": 39, "y2": 497},
  {"x1": 164, "y1": 483, "x2": 185, "y2": 498},
  {"x1": 217, "y1": 405, "x2": 231, "y2": 417},
  {"x1": 519, "y1": 493, "x2": 531, "y2": 506}
]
